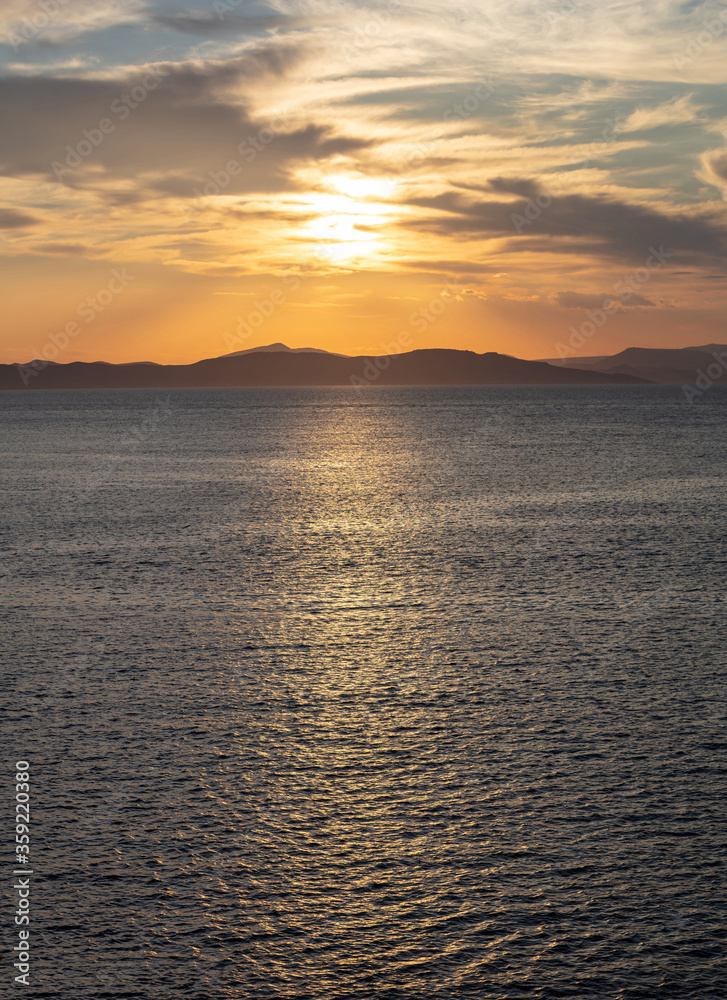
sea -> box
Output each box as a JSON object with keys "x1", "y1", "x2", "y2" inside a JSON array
[{"x1": 2, "y1": 385, "x2": 726, "y2": 999}]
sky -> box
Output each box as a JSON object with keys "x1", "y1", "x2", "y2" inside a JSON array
[{"x1": 1, "y1": 0, "x2": 727, "y2": 364}]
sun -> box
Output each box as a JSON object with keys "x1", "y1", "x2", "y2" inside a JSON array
[
  {"x1": 301, "y1": 173, "x2": 396, "y2": 263},
  {"x1": 327, "y1": 174, "x2": 396, "y2": 200}
]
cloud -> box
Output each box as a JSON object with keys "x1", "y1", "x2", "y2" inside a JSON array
[
  {"x1": 555, "y1": 291, "x2": 619, "y2": 309},
  {"x1": 701, "y1": 147, "x2": 727, "y2": 198},
  {"x1": 486, "y1": 177, "x2": 541, "y2": 199},
  {"x1": 0, "y1": 0, "x2": 145, "y2": 47},
  {"x1": 555, "y1": 290, "x2": 656, "y2": 308},
  {"x1": 406, "y1": 183, "x2": 727, "y2": 262},
  {"x1": 0, "y1": 50, "x2": 369, "y2": 197},
  {"x1": 151, "y1": 13, "x2": 319, "y2": 35},
  {"x1": 618, "y1": 95, "x2": 700, "y2": 133},
  {"x1": 400, "y1": 259, "x2": 497, "y2": 273},
  {"x1": 33, "y1": 242, "x2": 99, "y2": 255},
  {"x1": 0, "y1": 207, "x2": 38, "y2": 227}
]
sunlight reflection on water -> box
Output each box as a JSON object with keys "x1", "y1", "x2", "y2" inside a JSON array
[{"x1": 3, "y1": 386, "x2": 727, "y2": 997}]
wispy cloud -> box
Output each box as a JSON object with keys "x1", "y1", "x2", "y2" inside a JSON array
[
  {"x1": 0, "y1": 0, "x2": 146, "y2": 48},
  {"x1": 618, "y1": 95, "x2": 701, "y2": 132}
]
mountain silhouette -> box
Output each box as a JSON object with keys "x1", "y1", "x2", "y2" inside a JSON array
[
  {"x1": 2, "y1": 348, "x2": 651, "y2": 391},
  {"x1": 542, "y1": 345, "x2": 727, "y2": 384},
  {"x1": 219, "y1": 342, "x2": 350, "y2": 358}
]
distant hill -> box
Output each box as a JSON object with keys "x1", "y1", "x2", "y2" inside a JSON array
[
  {"x1": 218, "y1": 342, "x2": 350, "y2": 359},
  {"x1": 541, "y1": 345, "x2": 727, "y2": 384},
  {"x1": 1, "y1": 348, "x2": 651, "y2": 390}
]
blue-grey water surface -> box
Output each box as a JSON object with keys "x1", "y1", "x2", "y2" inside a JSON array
[{"x1": 2, "y1": 386, "x2": 727, "y2": 998}]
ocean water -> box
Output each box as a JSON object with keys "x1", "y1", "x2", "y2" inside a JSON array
[{"x1": 2, "y1": 385, "x2": 726, "y2": 999}]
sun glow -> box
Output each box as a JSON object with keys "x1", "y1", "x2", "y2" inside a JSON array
[
  {"x1": 301, "y1": 174, "x2": 397, "y2": 263},
  {"x1": 327, "y1": 174, "x2": 396, "y2": 200}
]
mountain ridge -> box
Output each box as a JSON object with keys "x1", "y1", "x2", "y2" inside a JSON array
[
  {"x1": 2, "y1": 348, "x2": 651, "y2": 391},
  {"x1": 218, "y1": 342, "x2": 351, "y2": 359},
  {"x1": 540, "y1": 344, "x2": 727, "y2": 384}
]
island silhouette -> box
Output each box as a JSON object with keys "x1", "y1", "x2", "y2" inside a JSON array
[
  {"x1": 3, "y1": 345, "x2": 651, "y2": 390},
  {"x1": 541, "y1": 344, "x2": 727, "y2": 385}
]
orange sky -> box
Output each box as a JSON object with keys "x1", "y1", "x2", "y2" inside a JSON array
[{"x1": 1, "y1": 1, "x2": 726, "y2": 364}]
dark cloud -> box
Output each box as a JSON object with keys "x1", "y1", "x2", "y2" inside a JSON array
[
  {"x1": 400, "y1": 259, "x2": 497, "y2": 273},
  {"x1": 33, "y1": 242, "x2": 99, "y2": 256},
  {"x1": 406, "y1": 183, "x2": 727, "y2": 262},
  {"x1": 705, "y1": 149, "x2": 727, "y2": 183},
  {"x1": 624, "y1": 293, "x2": 657, "y2": 306},
  {"x1": 0, "y1": 47, "x2": 367, "y2": 196},
  {"x1": 228, "y1": 208, "x2": 319, "y2": 223},
  {"x1": 486, "y1": 177, "x2": 541, "y2": 199},
  {"x1": 556, "y1": 291, "x2": 619, "y2": 308},
  {"x1": 0, "y1": 207, "x2": 39, "y2": 228},
  {"x1": 152, "y1": 14, "x2": 317, "y2": 35},
  {"x1": 556, "y1": 290, "x2": 656, "y2": 308}
]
